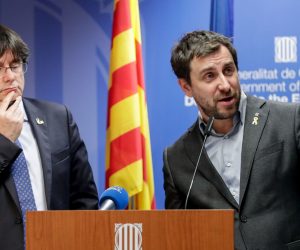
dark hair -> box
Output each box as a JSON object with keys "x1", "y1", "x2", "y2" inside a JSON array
[
  {"x1": 170, "y1": 30, "x2": 238, "y2": 84},
  {"x1": 0, "y1": 24, "x2": 29, "y2": 63}
]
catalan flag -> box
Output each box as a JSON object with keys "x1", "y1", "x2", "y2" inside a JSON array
[{"x1": 105, "y1": 0, "x2": 156, "y2": 209}]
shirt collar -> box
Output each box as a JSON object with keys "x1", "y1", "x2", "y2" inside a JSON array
[
  {"x1": 239, "y1": 91, "x2": 247, "y2": 126},
  {"x1": 20, "y1": 99, "x2": 28, "y2": 122}
]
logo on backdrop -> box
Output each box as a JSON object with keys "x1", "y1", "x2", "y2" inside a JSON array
[
  {"x1": 115, "y1": 223, "x2": 142, "y2": 250},
  {"x1": 275, "y1": 37, "x2": 297, "y2": 63},
  {"x1": 238, "y1": 35, "x2": 300, "y2": 103}
]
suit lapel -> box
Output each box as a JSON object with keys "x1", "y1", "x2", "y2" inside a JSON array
[
  {"x1": 184, "y1": 121, "x2": 239, "y2": 209},
  {"x1": 23, "y1": 98, "x2": 52, "y2": 208},
  {"x1": 4, "y1": 175, "x2": 22, "y2": 214},
  {"x1": 239, "y1": 96, "x2": 269, "y2": 205}
]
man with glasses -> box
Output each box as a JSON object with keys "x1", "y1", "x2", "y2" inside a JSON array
[{"x1": 0, "y1": 24, "x2": 99, "y2": 250}]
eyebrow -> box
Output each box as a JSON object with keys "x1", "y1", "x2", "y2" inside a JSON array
[
  {"x1": 224, "y1": 62, "x2": 235, "y2": 67},
  {"x1": 0, "y1": 59, "x2": 21, "y2": 66},
  {"x1": 201, "y1": 61, "x2": 235, "y2": 71},
  {"x1": 197, "y1": 61, "x2": 235, "y2": 77}
]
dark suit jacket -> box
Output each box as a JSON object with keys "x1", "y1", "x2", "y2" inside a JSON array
[
  {"x1": 163, "y1": 96, "x2": 300, "y2": 250},
  {"x1": 0, "y1": 97, "x2": 99, "y2": 250}
]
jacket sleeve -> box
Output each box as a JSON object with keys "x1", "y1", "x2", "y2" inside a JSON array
[
  {"x1": 0, "y1": 134, "x2": 21, "y2": 180},
  {"x1": 163, "y1": 147, "x2": 184, "y2": 209},
  {"x1": 295, "y1": 104, "x2": 300, "y2": 153},
  {"x1": 66, "y1": 108, "x2": 99, "y2": 209}
]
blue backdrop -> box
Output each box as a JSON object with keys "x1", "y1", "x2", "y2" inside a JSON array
[{"x1": 1, "y1": 0, "x2": 299, "y2": 209}]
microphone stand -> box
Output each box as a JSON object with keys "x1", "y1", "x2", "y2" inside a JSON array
[{"x1": 184, "y1": 116, "x2": 214, "y2": 209}]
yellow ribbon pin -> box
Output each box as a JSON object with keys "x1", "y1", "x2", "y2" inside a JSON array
[
  {"x1": 252, "y1": 113, "x2": 259, "y2": 125},
  {"x1": 36, "y1": 118, "x2": 44, "y2": 125}
]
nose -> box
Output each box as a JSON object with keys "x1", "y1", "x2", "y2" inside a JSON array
[
  {"x1": 217, "y1": 74, "x2": 231, "y2": 92},
  {"x1": 2, "y1": 67, "x2": 15, "y2": 82}
]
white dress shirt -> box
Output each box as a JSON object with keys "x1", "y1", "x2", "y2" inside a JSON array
[{"x1": 17, "y1": 100, "x2": 47, "y2": 210}]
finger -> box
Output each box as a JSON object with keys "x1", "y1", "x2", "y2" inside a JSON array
[
  {"x1": 0, "y1": 91, "x2": 15, "y2": 112},
  {"x1": 15, "y1": 114, "x2": 24, "y2": 128},
  {"x1": 12, "y1": 103, "x2": 23, "y2": 117},
  {"x1": 16, "y1": 106, "x2": 24, "y2": 121},
  {"x1": 7, "y1": 96, "x2": 22, "y2": 112}
]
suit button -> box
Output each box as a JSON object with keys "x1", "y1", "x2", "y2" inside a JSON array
[
  {"x1": 15, "y1": 216, "x2": 22, "y2": 224},
  {"x1": 240, "y1": 215, "x2": 247, "y2": 223}
]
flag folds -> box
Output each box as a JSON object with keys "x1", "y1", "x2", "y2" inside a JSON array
[{"x1": 105, "y1": 0, "x2": 156, "y2": 209}]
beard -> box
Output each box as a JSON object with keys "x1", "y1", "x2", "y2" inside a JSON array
[{"x1": 196, "y1": 90, "x2": 241, "y2": 120}]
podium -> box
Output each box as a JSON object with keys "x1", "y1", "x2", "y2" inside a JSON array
[{"x1": 26, "y1": 209, "x2": 234, "y2": 250}]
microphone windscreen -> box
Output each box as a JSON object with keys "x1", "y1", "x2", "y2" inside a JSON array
[{"x1": 99, "y1": 186, "x2": 129, "y2": 210}]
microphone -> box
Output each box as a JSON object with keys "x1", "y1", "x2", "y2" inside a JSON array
[
  {"x1": 99, "y1": 186, "x2": 129, "y2": 210},
  {"x1": 204, "y1": 116, "x2": 214, "y2": 136},
  {"x1": 184, "y1": 116, "x2": 215, "y2": 209}
]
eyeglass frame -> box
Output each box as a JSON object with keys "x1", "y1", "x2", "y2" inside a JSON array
[{"x1": 0, "y1": 62, "x2": 28, "y2": 76}]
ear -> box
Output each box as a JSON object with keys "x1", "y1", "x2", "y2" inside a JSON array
[{"x1": 178, "y1": 78, "x2": 193, "y2": 97}]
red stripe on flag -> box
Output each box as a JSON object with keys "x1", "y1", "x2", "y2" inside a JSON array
[
  {"x1": 140, "y1": 135, "x2": 148, "y2": 182},
  {"x1": 107, "y1": 128, "x2": 143, "y2": 177},
  {"x1": 151, "y1": 198, "x2": 156, "y2": 209},
  {"x1": 109, "y1": 62, "x2": 138, "y2": 107},
  {"x1": 112, "y1": 0, "x2": 131, "y2": 38},
  {"x1": 107, "y1": 62, "x2": 138, "y2": 128}
]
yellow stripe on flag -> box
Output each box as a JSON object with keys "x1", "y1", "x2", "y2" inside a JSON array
[
  {"x1": 108, "y1": 93, "x2": 141, "y2": 141},
  {"x1": 108, "y1": 159, "x2": 143, "y2": 196},
  {"x1": 137, "y1": 182, "x2": 151, "y2": 209},
  {"x1": 137, "y1": 85, "x2": 148, "y2": 136},
  {"x1": 110, "y1": 29, "x2": 136, "y2": 74},
  {"x1": 105, "y1": 134, "x2": 111, "y2": 171},
  {"x1": 129, "y1": 0, "x2": 141, "y2": 44}
]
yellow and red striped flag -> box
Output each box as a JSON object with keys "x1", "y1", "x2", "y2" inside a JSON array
[{"x1": 105, "y1": 0, "x2": 156, "y2": 209}]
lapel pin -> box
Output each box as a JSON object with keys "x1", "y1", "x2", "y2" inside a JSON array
[
  {"x1": 36, "y1": 117, "x2": 44, "y2": 125},
  {"x1": 252, "y1": 113, "x2": 260, "y2": 126}
]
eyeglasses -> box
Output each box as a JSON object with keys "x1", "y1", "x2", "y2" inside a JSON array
[{"x1": 0, "y1": 63, "x2": 28, "y2": 77}]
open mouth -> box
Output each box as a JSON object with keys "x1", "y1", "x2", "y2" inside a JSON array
[
  {"x1": 218, "y1": 96, "x2": 235, "y2": 106},
  {"x1": 219, "y1": 96, "x2": 234, "y2": 102}
]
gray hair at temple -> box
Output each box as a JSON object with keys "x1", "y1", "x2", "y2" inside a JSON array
[
  {"x1": 0, "y1": 24, "x2": 29, "y2": 63},
  {"x1": 170, "y1": 30, "x2": 238, "y2": 85}
]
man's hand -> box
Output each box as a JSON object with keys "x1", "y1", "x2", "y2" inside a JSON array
[{"x1": 0, "y1": 91, "x2": 23, "y2": 142}]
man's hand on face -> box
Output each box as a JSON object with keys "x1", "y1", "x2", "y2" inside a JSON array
[{"x1": 0, "y1": 91, "x2": 23, "y2": 142}]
